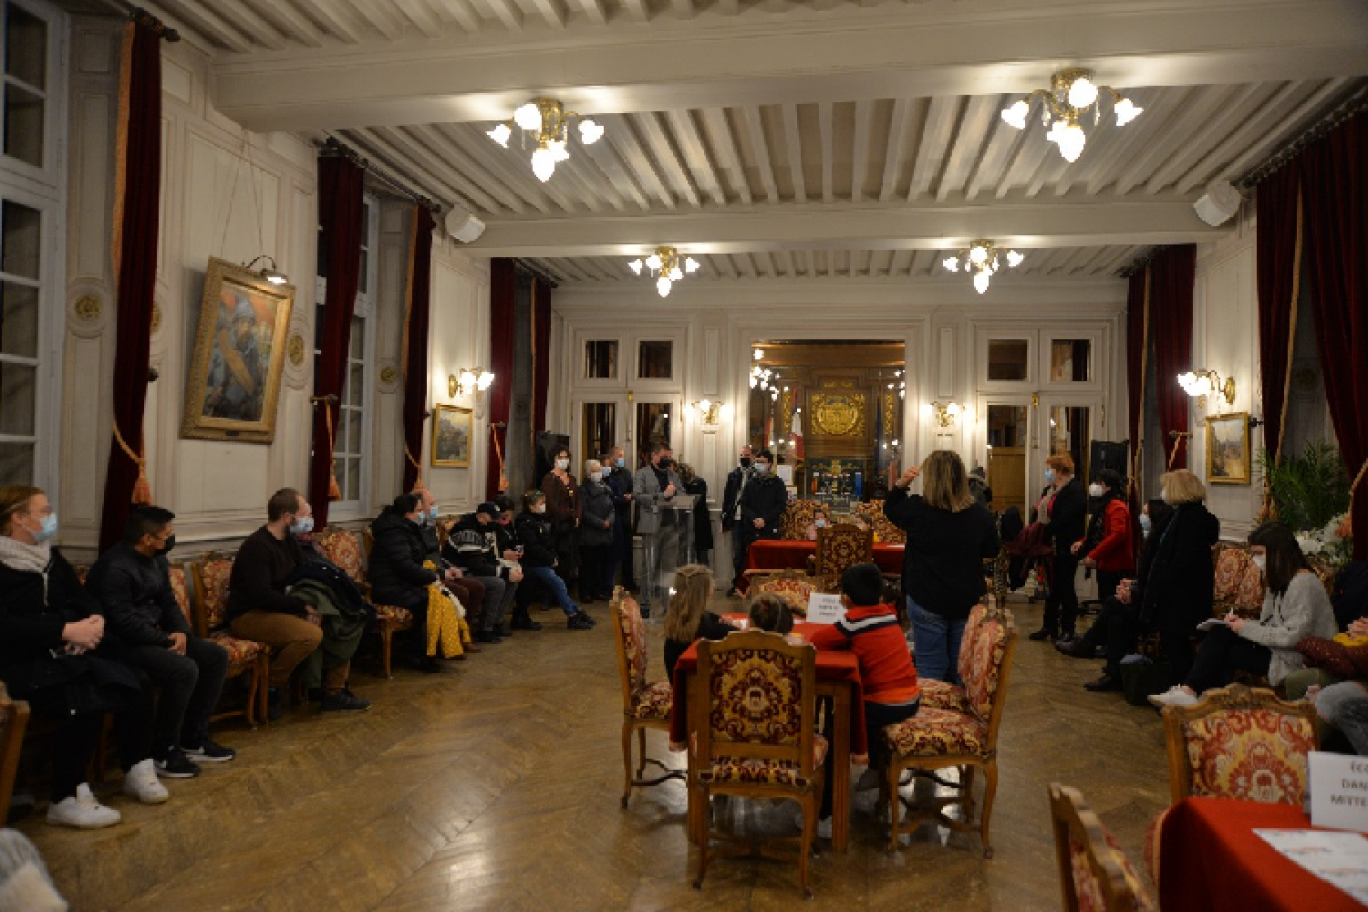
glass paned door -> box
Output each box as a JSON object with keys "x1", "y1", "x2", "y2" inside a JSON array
[
  {"x1": 0, "y1": 193, "x2": 41, "y2": 485},
  {"x1": 982, "y1": 401, "x2": 1030, "y2": 517},
  {"x1": 573, "y1": 396, "x2": 629, "y2": 473},
  {"x1": 1035, "y1": 395, "x2": 1101, "y2": 487}
]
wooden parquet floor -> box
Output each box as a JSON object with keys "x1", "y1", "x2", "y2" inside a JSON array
[{"x1": 17, "y1": 595, "x2": 1171, "y2": 911}]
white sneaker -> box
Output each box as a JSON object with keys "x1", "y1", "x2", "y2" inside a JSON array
[
  {"x1": 792, "y1": 809, "x2": 833, "y2": 839},
  {"x1": 1148, "y1": 686, "x2": 1198, "y2": 708},
  {"x1": 46, "y1": 784, "x2": 121, "y2": 829},
  {"x1": 121, "y1": 759, "x2": 170, "y2": 804}
]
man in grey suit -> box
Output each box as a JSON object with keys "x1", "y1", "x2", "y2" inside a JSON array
[{"x1": 633, "y1": 441, "x2": 684, "y2": 617}]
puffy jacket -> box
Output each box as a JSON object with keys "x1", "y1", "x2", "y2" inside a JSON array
[
  {"x1": 514, "y1": 511, "x2": 558, "y2": 568},
  {"x1": 368, "y1": 508, "x2": 439, "y2": 603},
  {"x1": 579, "y1": 481, "x2": 615, "y2": 547},
  {"x1": 1081, "y1": 498, "x2": 1135, "y2": 573},
  {"x1": 0, "y1": 547, "x2": 97, "y2": 673},
  {"x1": 443, "y1": 515, "x2": 506, "y2": 578}
]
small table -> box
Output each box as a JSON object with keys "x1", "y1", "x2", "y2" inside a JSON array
[
  {"x1": 741, "y1": 540, "x2": 904, "y2": 592},
  {"x1": 670, "y1": 622, "x2": 867, "y2": 852},
  {"x1": 1158, "y1": 797, "x2": 1368, "y2": 912}
]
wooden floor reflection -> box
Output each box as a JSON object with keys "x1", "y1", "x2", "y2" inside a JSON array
[{"x1": 17, "y1": 594, "x2": 1169, "y2": 910}]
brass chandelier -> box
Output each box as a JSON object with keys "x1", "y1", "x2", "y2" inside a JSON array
[
  {"x1": 942, "y1": 240, "x2": 1023, "y2": 294},
  {"x1": 1000, "y1": 68, "x2": 1143, "y2": 163},
  {"x1": 628, "y1": 246, "x2": 699, "y2": 298},
  {"x1": 487, "y1": 98, "x2": 604, "y2": 182}
]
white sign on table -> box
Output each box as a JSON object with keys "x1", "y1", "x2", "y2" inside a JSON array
[
  {"x1": 1310, "y1": 751, "x2": 1368, "y2": 832},
  {"x1": 806, "y1": 593, "x2": 846, "y2": 625}
]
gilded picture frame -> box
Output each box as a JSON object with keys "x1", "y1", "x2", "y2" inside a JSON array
[
  {"x1": 1205, "y1": 412, "x2": 1251, "y2": 485},
  {"x1": 432, "y1": 404, "x2": 473, "y2": 468},
  {"x1": 181, "y1": 257, "x2": 294, "y2": 444}
]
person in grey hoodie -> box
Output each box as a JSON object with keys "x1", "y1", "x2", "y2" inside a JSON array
[{"x1": 1149, "y1": 521, "x2": 1337, "y2": 707}]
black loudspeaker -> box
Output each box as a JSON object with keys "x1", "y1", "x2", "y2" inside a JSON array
[
  {"x1": 1089, "y1": 440, "x2": 1130, "y2": 481},
  {"x1": 534, "y1": 431, "x2": 570, "y2": 482}
]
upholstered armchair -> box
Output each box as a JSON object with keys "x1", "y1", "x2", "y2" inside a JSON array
[
  {"x1": 814, "y1": 522, "x2": 873, "y2": 578},
  {"x1": 691, "y1": 630, "x2": 825, "y2": 897},
  {"x1": 1050, "y1": 784, "x2": 1156, "y2": 912},
  {"x1": 855, "y1": 500, "x2": 905, "y2": 544},
  {"x1": 779, "y1": 499, "x2": 819, "y2": 541},
  {"x1": 611, "y1": 589, "x2": 682, "y2": 807},
  {"x1": 185, "y1": 557, "x2": 270, "y2": 726},
  {"x1": 918, "y1": 602, "x2": 989, "y2": 712},
  {"x1": 749, "y1": 569, "x2": 826, "y2": 615},
  {"x1": 882, "y1": 606, "x2": 1017, "y2": 857},
  {"x1": 0, "y1": 682, "x2": 30, "y2": 825},
  {"x1": 314, "y1": 526, "x2": 415, "y2": 677},
  {"x1": 1161, "y1": 683, "x2": 1317, "y2": 805}
]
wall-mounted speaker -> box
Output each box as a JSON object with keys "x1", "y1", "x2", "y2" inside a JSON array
[
  {"x1": 1193, "y1": 180, "x2": 1243, "y2": 227},
  {"x1": 444, "y1": 205, "x2": 486, "y2": 243}
]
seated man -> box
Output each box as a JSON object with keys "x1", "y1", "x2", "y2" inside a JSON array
[
  {"x1": 228, "y1": 489, "x2": 369, "y2": 714},
  {"x1": 444, "y1": 501, "x2": 521, "y2": 642},
  {"x1": 88, "y1": 505, "x2": 233, "y2": 778},
  {"x1": 411, "y1": 487, "x2": 486, "y2": 628}
]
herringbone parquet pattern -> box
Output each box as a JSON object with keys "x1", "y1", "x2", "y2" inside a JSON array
[{"x1": 18, "y1": 595, "x2": 1169, "y2": 910}]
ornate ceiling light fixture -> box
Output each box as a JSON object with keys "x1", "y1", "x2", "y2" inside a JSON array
[
  {"x1": 1000, "y1": 68, "x2": 1143, "y2": 163},
  {"x1": 627, "y1": 246, "x2": 699, "y2": 298},
  {"x1": 942, "y1": 240, "x2": 1024, "y2": 294},
  {"x1": 486, "y1": 98, "x2": 604, "y2": 182}
]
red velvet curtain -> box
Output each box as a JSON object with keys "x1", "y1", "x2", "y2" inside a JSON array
[
  {"x1": 1256, "y1": 166, "x2": 1303, "y2": 463},
  {"x1": 486, "y1": 259, "x2": 516, "y2": 500},
  {"x1": 307, "y1": 155, "x2": 365, "y2": 528},
  {"x1": 98, "y1": 19, "x2": 163, "y2": 553},
  {"x1": 531, "y1": 276, "x2": 551, "y2": 437},
  {"x1": 1299, "y1": 116, "x2": 1368, "y2": 559},
  {"x1": 401, "y1": 207, "x2": 436, "y2": 492},
  {"x1": 1148, "y1": 245, "x2": 1196, "y2": 470},
  {"x1": 1125, "y1": 268, "x2": 1149, "y2": 488}
]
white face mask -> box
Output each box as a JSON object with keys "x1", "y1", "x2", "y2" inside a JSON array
[
  {"x1": 555, "y1": 458, "x2": 569, "y2": 471},
  {"x1": 754, "y1": 462, "x2": 768, "y2": 475},
  {"x1": 1252, "y1": 554, "x2": 1267, "y2": 573},
  {"x1": 1088, "y1": 483, "x2": 1105, "y2": 498},
  {"x1": 814, "y1": 519, "x2": 827, "y2": 529},
  {"x1": 1139, "y1": 513, "x2": 1152, "y2": 536},
  {"x1": 589, "y1": 471, "x2": 603, "y2": 483},
  {"x1": 532, "y1": 504, "x2": 546, "y2": 515}
]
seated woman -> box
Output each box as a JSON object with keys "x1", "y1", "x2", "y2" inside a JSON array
[
  {"x1": 748, "y1": 593, "x2": 795, "y2": 635},
  {"x1": 0, "y1": 485, "x2": 167, "y2": 829},
  {"x1": 1150, "y1": 521, "x2": 1338, "y2": 707},
  {"x1": 512, "y1": 490, "x2": 595, "y2": 630},
  {"x1": 662, "y1": 564, "x2": 737, "y2": 677},
  {"x1": 803, "y1": 508, "x2": 832, "y2": 542}
]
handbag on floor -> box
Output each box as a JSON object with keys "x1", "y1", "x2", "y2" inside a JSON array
[{"x1": 1120, "y1": 659, "x2": 1173, "y2": 707}]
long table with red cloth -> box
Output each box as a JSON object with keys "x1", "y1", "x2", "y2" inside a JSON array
[
  {"x1": 740, "y1": 540, "x2": 904, "y2": 592},
  {"x1": 670, "y1": 620, "x2": 867, "y2": 852},
  {"x1": 1158, "y1": 797, "x2": 1368, "y2": 912}
]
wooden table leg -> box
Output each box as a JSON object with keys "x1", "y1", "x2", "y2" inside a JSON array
[{"x1": 820, "y1": 680, "x2": 852, "y2": 852}]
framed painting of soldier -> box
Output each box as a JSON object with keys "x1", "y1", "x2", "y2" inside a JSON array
[{"x1": 181, "y1": 257, "x2": 294, "y2": 443}]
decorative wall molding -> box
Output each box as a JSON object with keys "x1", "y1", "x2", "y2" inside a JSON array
[{"x1": 66, "y1": 287, "x2": 108, "y2": 337}]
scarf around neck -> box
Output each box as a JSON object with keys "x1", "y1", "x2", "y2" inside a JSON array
[{"x1": 0, "y1": 534, "x2": 52, "y2": 576}]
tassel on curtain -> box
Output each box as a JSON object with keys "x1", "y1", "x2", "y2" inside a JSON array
[{"x1": 98, "y1": 16, "x2": 164, "y2": 552}]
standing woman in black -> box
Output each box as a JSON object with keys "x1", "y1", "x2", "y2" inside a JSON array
[
  {"x1": 1030, "y1": 452, "x2": 1088, "y2": 641},
  {"x1": 540, "y1": 446, "x2": 581, "y2": 594}
]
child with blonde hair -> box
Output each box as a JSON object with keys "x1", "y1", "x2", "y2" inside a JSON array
[{"x1": 662, "y1": 565, "x2": 737, "y2": 676}]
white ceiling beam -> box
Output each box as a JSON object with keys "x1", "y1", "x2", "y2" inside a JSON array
[
  {"x1": 671, "y1": 0, "x2": 696, "y2": 20},
  {"x1": 391, "y1": 0, "x2": 446, "y2": 38},
  {"x1": 781, "y1": 104, "x2": 806, "y2": 204},
  {"x1": 603, "y1": 114, "x2": 679, "y2": 209},
  {"x1": 462, "y1": 194, "x2": 1224, "y2": 256},
  {"x1": 744, "y1": 107, "x2": 780, "y2": 204},
  {"x1": 622, "y1": 0, "x2": 649, "y2": 23},
  {"x1": 215, "y1": 2, "x2": 289, "y2": 51},
  {"x1": 578, "y1": 134, "x2": 653, "y2": 210},
  {"x1": 635, "y1": 112, "x2": 701, "y2": 207},
  {"x1": 350, "y1": 126, "x2": 508, "y2": 213},
  {"x1": 150, "y1": 1, "x2": 253, "y2": 53},
  {"x1": 214, "y1": 0, "x2": 1368, "y2": 130},
  {"x1": 936, "y1": 95, "x2": 998, "y2": 201},
  {"x1": 664, "y1": 110, "x2": 726, "y2": 206},
  {"x1": 850, "y1": 99, "x2": 871, "y2": 203},
  {"x1": 528, "y1": 0, "x2": 568, "y2": 29},
  {"x1": 876, "y1": 97, "x2": 909, "y2": 203},
  {"x1": 818, "y1": 101, "x2": 833, "y2": 205},
  {"x1": 288, "y1": 0, "x2": 363, "y2": 43},
  {"x1": 1112, "y1": 86, "x2": 1234, "y2": 195},
  {"x1": 571, "y1": 0, "x2": 607, "y2": 26},
  {"x1": 700, "y1": 108, "x2": 752, "y2": 206},
  {"x1": 908, "y1": 96, "x2": 962, "y2": 201},
  {"x1": 400, "y1": 124, "x2": 529, "y2": 212}
]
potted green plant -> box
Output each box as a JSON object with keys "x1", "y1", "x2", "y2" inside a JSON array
[{"x1": 1258, "y1": 442, "x2": 1352, "y2": 567}]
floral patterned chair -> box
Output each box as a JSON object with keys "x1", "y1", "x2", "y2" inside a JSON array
[
  {"x1": 611, "y1": 588, "x2": 682, "y2": 807},
  {"x1": 314, "y1": 526, "x2": 415, "y2": 678},
  {"x1": 856, "y1": 500, "x2": 905, "y2": 544},
  {"x1": 1050, "y1": 784, "x2": 1156, "y2": 912},
  {"x1": 749, "y1": 569, "x2": 827, "y2": 616},
  {"x1": 691, "y1": 630, "x2": 825, "y2": 897},
  {"x1": 882, "y1": 606, "x2": 1017, "y2": 857},
  {"x1": 1211, "y1": 544, "x2": 1264, "y2": 619},
  {"x1": 187, "y1": 556, "x2": 270, "y2": 726},
  {"x1": 779, "y1": 500, "x2": 820, "y2": 541},
  {"x1": 0, "y1": 682, "x2": 30, "y2": 825},
  {"x1": 1160, "y1": 682, "x2": 1316, "y2": 806},
  {"x1": 814, "y1": 522, "x2": 874, "y2": 578},
  {"x1": 919, "y1": 602, "x2": 989, "y2": 713}
]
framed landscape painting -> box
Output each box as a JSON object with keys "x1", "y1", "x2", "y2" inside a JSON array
[
  {"x1": 432, "y1": 404, "x2": 472, "y2": 468},
  {"x1": 1206, "y1": 412, "x2": 1251, "y2": 485},
  {"x1": 181, "y1": 257, "x2": 294, "y2": 444}
]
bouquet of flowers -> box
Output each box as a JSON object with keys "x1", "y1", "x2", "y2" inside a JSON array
[{"x1": 1293, "y1": 511, "x2": 1352, "y2": 569}]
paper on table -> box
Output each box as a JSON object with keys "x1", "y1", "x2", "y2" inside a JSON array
[
  {"x1": 806, "y1": 593, "x2": 846, "y2": 625},
  {"x1": 1195, "y1": 618, "x2": 1230, "y2": 631},
  {"x1": 1255, "y1": 829, "x2": 1368, "y2": 905}
]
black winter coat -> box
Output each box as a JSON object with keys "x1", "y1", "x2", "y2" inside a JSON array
[
  {"x1": 579, "y1": 481, "x2": 615, "y2": 548},
  {"x1": 514, "y1": 511, "x2": 558, "y2": 568},
  {"x1": 369, "y1": 508, "x2": 439, "y2": 603},
  {"x1": 1138, "y1": 502, "x2": 1220, "y2": 634},
  {"x1": 0, "y1": 547, "x2": 97, "y2": 673},
  {"x1": 443, "y1": 515, "x2": 510, "y2": 578},
  {"x1": 1045, "y1": 478, "x2": 1088, "y2": 557},
  {"x1": 740, "y1": 475, "x2": 787, "y2": 538},
  {"x1": 685, "y1": 477, "x2": 714, "y2": 554}
]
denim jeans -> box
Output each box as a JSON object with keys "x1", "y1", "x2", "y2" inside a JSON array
[
  {"x1": 907, "y1": 597, "x2": 966, "y2": 686},
  {"x1": 524, "y1": 566, "x2": 581, "y2": 617}
]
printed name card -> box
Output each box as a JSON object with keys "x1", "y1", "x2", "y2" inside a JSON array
[
  {"x1": 806, "y1": 593, "x2": 846, "y2": 625},
  {"x1": 1310, "y1": 751, "x2": 1368, "y2": 832}
]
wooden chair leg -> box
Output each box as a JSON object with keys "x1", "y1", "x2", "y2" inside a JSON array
[
  {"x1": 257, "y1": 655, "x2": 271, "y2": 724},
  {"x1": 636, "y1": 726, "x2": 647, "y2": 778},
  {"x1": 693, "y1": 786, "x2": 710, "y2": 889},
  {"x1": 381, "y1": 625, "x2": 394, "y2": 678},
  {"x1": 244, "y1": 667, "x2": 258, "y2": 728},
  {"x1": 979, "y1": 761, "x2": 999, "y2": 859},
  {"x1": 620, "y1": 722, "x2": 634, "y2": 808},
  {"x1": 799, "y1": 792, "x2": 815, "y2": 898}
]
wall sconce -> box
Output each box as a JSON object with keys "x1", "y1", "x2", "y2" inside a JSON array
[
  {"x1": 929, "y1": 401, "x2": 964, "y2": 428},
  {"x1": 691, "y1": 399, "x2": 724, "y2": 425},
  {"x1": 1177, "y1": 370, "x2": 1235, "y2": 405},
  {"x1": 452, "y1": 368, "x2": 495, "y2": 398}
]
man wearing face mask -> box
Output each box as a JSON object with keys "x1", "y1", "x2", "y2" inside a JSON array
[
  {"x1": 633, "y1": 441, "x2": 684, "y2": 616},
  {"x1": 721, "y1": 445, "x2": 755, "y2": 595},
  {"x1": 738, "y1": 449, "x2": 788, "y2": 578},
  {"x1": 605, "y1": 445, "x2": 637, "y2": 593},
  {"x1": 410, "y1": 487, "x2": 487, "y2": 631},
  {"x1": 89, "y1": 506, "x2": 233, "y2": 778}
]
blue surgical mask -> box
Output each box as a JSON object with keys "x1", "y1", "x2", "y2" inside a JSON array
[
  {"x1": 289, "y1": 516, "x2": 314, "y2": 535},
  {"x1": 1139, "y1": 514, "x2": 1152, "y2": 536},
  {"x1": 428, "y1": 506, "x2": 439, "y2": 520},
  {"x1": 1044, "y1": 469, "x2": 1056, "y2": 484},
  {"x1": 615, "y1": 457, "x2": 624, "y2": 468},
  {"x1": 33, "y1": 513, "x2": 58, "y2": 543}
]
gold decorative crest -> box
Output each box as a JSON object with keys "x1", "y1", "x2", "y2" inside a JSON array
[
  {"x1": 812, "y1": 393, "x2": 866, "y2": 437},
  {"x1": 74, "y1": 295, "x2": 101, "y2": 322},
  {"x1": 287, "y1": 333, "x2": 305, "y2": 367}
]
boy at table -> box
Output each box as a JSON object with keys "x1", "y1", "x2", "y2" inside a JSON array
[{"x1": 806, "y1": 562, "x2": 921, "y2": 836}]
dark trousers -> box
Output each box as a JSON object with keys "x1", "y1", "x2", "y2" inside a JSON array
[
  {"x1": 123, "y1": 636, "x2": 229, "y2": 755},
  {"x1": 1186, "y1": 624, "x2": 1271, "y2": 693},
  {"x1": 817, "y1": 698, "x2": 920, "y2": 820},
  {"x1": 613, "y1": 514, "x2": 634, "y2": 588},
  {"x1": 1095, "y1": 569, "x2": 1125, "y2": 604},
  {"x1": 1076, "y1": 597, "x2": 1142, "y2": 677},
  {"x1": 579, "y1": 543, "x2": 608, "y2": 599},
  {"x1": 1043, "y1": 553, "x2": 1080, "y2": 635},
  {"x1": 1161, "y1": 629, "x2": 1197, "y2": 684},
  {"x1": 26, "y1": 688, "x2": 154, "y2": 802}
]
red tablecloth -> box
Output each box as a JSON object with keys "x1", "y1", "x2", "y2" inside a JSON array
[
  {"x1": 1159, "y1": 797, "x2": 1368, "y2": 912},
  {"x1": 669, "y1": 622, "x2": 867, "y2": 755},
  {"x1": 741, "y1": 540, "x2": 904, "y2": 592}
]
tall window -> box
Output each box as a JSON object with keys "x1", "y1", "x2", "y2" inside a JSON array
[
  {"x1": 316, "y1": 193, "x2": 377, "y2": 515},
  {"x1": 0, "y1": 0, "x2": 63, "y2": 489}
]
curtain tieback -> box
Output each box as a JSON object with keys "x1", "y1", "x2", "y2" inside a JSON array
[
  {"x1": 112, "y1": 419, "x2": 152, "y2": 505},
  {"x1": 404, "y1": 444, "x2": 423, "y2": 489},
  {"x1": 1347, "y1": 458, "x2": 1368, "y2": 540},
  {"x1": 1167, "y1": 431, "x2": 1191, "y2": 470},
  {"x1": 311, "y1": 396, "x2": 342, "y2": 501}
]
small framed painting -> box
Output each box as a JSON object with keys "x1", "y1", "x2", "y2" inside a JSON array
[
  {"x1": 432, "y1": 404, "x2": 473, "y2": 468},
  {"x1": 1206, "y1": 412, "x2": 1251, "y2": 485}
]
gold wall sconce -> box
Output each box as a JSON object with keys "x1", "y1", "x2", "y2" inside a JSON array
[
  {"x1": 691, "y1": 399, "x2": 729, "y2": 425},
  {"x1": 452, "y1": 368, "x2": 495, "y2": 398},
  {"x1": 929, "y1": 401, "x2": 964, "y2": 428},
  {"x1": 1177, "y1": 370, "x2": 1235, "y2": 405}
]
